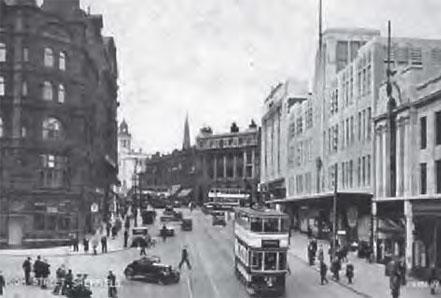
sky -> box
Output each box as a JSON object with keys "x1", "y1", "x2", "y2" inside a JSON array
[{"x1": 74, "y1": 0, "x2": 441, "y2": 153}]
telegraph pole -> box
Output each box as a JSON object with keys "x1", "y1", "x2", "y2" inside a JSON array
[{"x1": 332, "y1": 164, "x2": 338, "y2": 260}]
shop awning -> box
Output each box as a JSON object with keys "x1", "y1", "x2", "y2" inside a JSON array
[
  {"x1": 377, "y1": 218, "x2": 405, "y2": 233},
  {"x1": 177, "y1": 188, "x2": 193, "y2": 198},
  {"x1": 268, "y1": 191, "x2": 373, "y2": 204}
]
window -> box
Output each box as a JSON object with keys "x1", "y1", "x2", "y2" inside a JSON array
[
  {"x1": 0, "y1": 76, "x2": 4, "y2": 96},
  {"x1": 21, "y1": 126, "x2": 26, "y2": 138},
  {"x1": 0, "y1": 118, "x2": 3, "y2": 137},
  {"x1": 362, "y1": 156, "x2": 366, "y2": 185},
  {"x1": 22, "y1": 81, "x2": 28, "y2": 96},
  {"x1": 349, "y1": 160, "x2": 353, "y2": 187},
  {"x1": 278, "y1": 252, "x2": 287, "y2": 270},
  {"x1": 436, "y1": 111, "x2": 441, "y2": 145},
  {"x1": 59, "y1": 52, "x2": 66, "y2": 70},
  {"x1": 357, "y1": 157, "x2": 361, "y2": 186},
  {"x1": 58, "y1": 84, "x2": 65, "y2": 103},
  {"x1": 362, "y1": 110, "x2": 366, "y2": 140},
  {"x1": 44, "y1": 48, "x2": 54, "y2": 67},
  {"x1": 250, "y1": 217, "x2": 263, "y2": 232},
  {"x1": 48, "y1": 215, "x2": 57, "y2": 230},
  {"x1": 40, "y1": 154, "x2": 67, "y2": 188},
  {"x1": 263, "y1": 218, "x2": 279, "y2": 232},
  {"x1": 264, "y1": 252, "x2": 277, "y2": 271},
  {"x1": 0, "y1": 42, "x2": 5, "y2": 62},
  {"x1": 367, "y1": 108, "x2": 372, "y2": 140},
  {"x1": 410, "y1": 47, "x2": 423, "y2": 66},
  {"x1": 420, "y1": 116, "x2": 427, "y2": 149},
  {"x1": 437, "y1": 160, "x2": 441, "y2": 194},
  {"x1": 336, "y1": 41, "x2": 349, "y2": 72},
  {"x1": 367, "y1": 155, "x2": 371, "y2": 185},
  {"x1": 43, "y1": 81, "x2": 53, "y2": 100},
  {"x1": 350, "y1": 116, "x2": 354, "y2": 144},
  {"x1": 358, "y1": 112, "x2": 361, "y2": 140},
  {"x1": 251, "y1": 252, "x2": 263, "y2": 270},
  {"x1": 420, "y1": 163, "x2": 427, "y2": 195},
  {"x1": 34, "y1": 214, "x2": 45, "y2": 230},
  {"x1": 42, "y1": 118, "x2": 63, "y2": 140}
]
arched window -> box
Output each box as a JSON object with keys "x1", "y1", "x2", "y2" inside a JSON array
[
  {"x1": 0, "y1": 42, "x2": 6, "y2": 62},
  {"x1": 22, "y1": 81, "x2": 28, "y2": 96},
  {"x1": 44, "y1": 48, "x2": 54, "y2": 67},
  {"x1": 43, "y1": 81, "x2": 53, "y2": 100},
  {"x1": 42, "y1": 117, "x2": 63, "y2": 140},
  {"x1": 0, "y1": 117, "x2": 3, "y2": 137},
  {"x1": 0, "y1": 76, "x2": 4, "y2": 96},
  {"x1": 59, "y1": 52, "x2": 66, "y2": 70},
  {"x1": 58, "y1": 84, "x2": 65, "y2": 103}
]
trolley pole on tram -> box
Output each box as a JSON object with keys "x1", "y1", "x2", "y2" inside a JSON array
[{"x1": 332, "y1": 164, "x2": 338, "y2": 261}]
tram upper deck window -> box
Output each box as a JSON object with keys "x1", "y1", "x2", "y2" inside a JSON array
[
  {"x1": 250, "y1": 217, "x2": 263, "y2": 232},
  {"x1": 264, "y1": 252, "x2": 277, "y2": 270},
  {"x1": 251, "y1": 252, "x2": 263, "y2": 270},
  {"x1": 281, "y1": 217, "x2": 289, "y2": 232},
  {"x1": 264, "y1": 218, "x2": 280, "y2": 232},
  {"x1": 278, "y1": 252, "x2": 287, "y2": 270}
]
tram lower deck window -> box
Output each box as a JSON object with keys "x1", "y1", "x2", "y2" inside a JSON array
[
  {"x1": 278, "y1": 252, "x2": 287, "y2": 270},
  {"x1": 264, "y1": 252, "x2": 277, "y2": 270},
  {"x1": 251, "y1": 252, "x2": 263, "y2": 270}
]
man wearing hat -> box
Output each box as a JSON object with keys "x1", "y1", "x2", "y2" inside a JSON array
[{"x1": 22, "y1": 257, "x2": 32, "y2": 285}]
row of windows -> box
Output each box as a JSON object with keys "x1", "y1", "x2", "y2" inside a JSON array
[
  {"x1": 383, "y1": 45, "x2": 423, "y2": 66},
  {"x1": 327, "y1": 155, "x2": 371, "y2": 190},
  {"x1": 420, "y1": 111, "x2": 441, "y2": 149},
  {"x1": 0, "y1": 77, "x2": 66, "y2": 103},
  {"x1": 0, "y1": 43, "x2": 67, "y2": 71},
  {"x1": 420, "y1": 160, "x2": 441, "y2": 195},
  {"x1": 0, "y1": 117, "x2": 64, "y2": 140},
  {"x1": 291, "y1": 172, "x2": 312, "y2": 195}
]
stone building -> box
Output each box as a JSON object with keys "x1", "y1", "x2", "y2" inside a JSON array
[
  {"x1": 195, "y1": 122, "x2": 260, "y2": 204},
  {"x1": 117, "y1": 120, "x2": 148, "y2": 196},
  {"x1": 0, "y1": 0, "x2": 118, "y2": 247},
  {"x1": 374, "y1": 43, "x2": 441, "y2": 274}
]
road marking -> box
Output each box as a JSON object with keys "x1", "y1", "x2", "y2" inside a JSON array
[{"x1": 187, "y1": 274, "x2": 194, "y2": 298}]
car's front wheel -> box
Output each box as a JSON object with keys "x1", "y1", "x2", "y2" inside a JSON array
[{"x1": 124, "y1": 268, "x2": 134, "y2": 280}]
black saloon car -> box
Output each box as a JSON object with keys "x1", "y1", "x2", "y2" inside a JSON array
[{"x1": 124, "y1": 257, "x2": 180, "y2": 285}]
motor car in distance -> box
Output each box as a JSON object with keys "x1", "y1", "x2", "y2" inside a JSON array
[
  {"x1": 181, "y1": 218, "x2": 193, "y2": 231},
  {"x1": 130, "y1": 227, "x2": 149, "y2": 247},
  {"x1": 159, "y1": 225, "x2": 175, "y2": 237},
  {"x1": 141, "y1": 210, "x2": 156, "y2": 225},
  {"x1": 163, "y1": 205, "x2": 175, "y2": 216},
  {"x1": 124, "y1": 257, "x2": 180, "y2": 285},
  {"x1": 212, "y1": 211, "x2": 226, "y2": 226}
]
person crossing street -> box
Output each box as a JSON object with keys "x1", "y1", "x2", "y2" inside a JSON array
[
  {"x1": 178, "y1": 245, "x2": 192, "y2": 270},
  {"x1": 22, "y1": 257, "x2": 32, "y2": 285}
]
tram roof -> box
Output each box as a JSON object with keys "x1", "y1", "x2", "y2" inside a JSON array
[{"x1": 234, "y1": 207, "x2": 288, "y2": 217}]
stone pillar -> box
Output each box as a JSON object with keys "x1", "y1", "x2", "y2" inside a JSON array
[
  {"x1": 214, "y1": 155, "x2": 217, "y2": 180},
  {"x1": 372, "y1": 201, "x2": 378, "y2": 261},
  {"x1": 404, "y1": 200, "x2": 414, "y2": 272},
  {"x1": 243, "y1": 151, "x2": 247, "y2": 178},
  {"x1": 223, "y1": 155, "x2": 227, "y2": 179},
  {"x1": 403, "y1": 117, "x2": 411, "y2": 196},
  {"x1": 233, "y1": 155, "x2": 237, "y2": 179}
]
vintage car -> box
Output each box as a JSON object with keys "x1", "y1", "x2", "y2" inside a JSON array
[
  {"x1": 141, "y1": 210, "x2": 156, "y2": 225},
  {"x1": 124, "y1": 257, "x2": 180, "y2": 285},
  {"x1": 130, "y1": 227, "x2": 149, "y2": 247},
  {"x1": 212, "y1": 211, "x2": 226, "y2": 226},
  {"x1": 163, "y1": 205, "x2": 175, "y2": 216},
  {"x1": 159, "y1": 225, "x2": 175, "y2": 237},
  {"x1": 172, "y1": 200, "x2": 181, "y2": 208},
  {"x1": 181, "y1": 218, "x2": 193, "y2": 231}
]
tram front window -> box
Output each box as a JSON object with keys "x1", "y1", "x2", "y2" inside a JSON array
[
  {"x1": 250, "y1": 217, "x2": 263, "y2": 232},
  {"x1": 264, "y1": 252, "x2": 277, "y2": 270},
  {"x1": 264, "y1": 218, "x2": 279, "y2": 232},
  {"x1": 281, "y1": 218, "x2": 289, "y2": 232},
  {"x1": 278, "y1": 252, "x2": 287, "y2": 270},
  {"x1": 251, "y1": 252, "x2": 263, "y2": 270}
]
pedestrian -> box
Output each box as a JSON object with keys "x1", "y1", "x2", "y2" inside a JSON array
[
  {"x1": 40, "y1": 258, "x2": 50, "y2": 289},
  {"x1": 161, "y1": 225, "x2": 167, "y2": 242},
  {"x1": 112, "y1": 225, "x2": 117, "y2": 239},
  {"x1": 33, "y1": 256, "x2": 42, "y2": 286},
  {"x1": 399, "y1": 258, "x2": 406, "y2": 285},
  {"x1": 92, "y1": 235, "x2": 99, "y2": 255},
  {"x1": 307, "y1": 225, "x2": 312, "y2": 238},
  {"x1": 73, "y1": 236, "x2": 79, "y2": 252},
  {"x1": 428, "y1": 267, "x2": 438, "y2": 295},
  {"x1": 83, "y1": 237, "x2": 89, "y2": 253},
  {"x1": 320, "y1": 261, "x2": 328, "y2": 285},
  {"x1": 140, "y1": 236, "x2": 147, "y2": 256},
  {"x1": 22, "y1": 257, "x2": 32, "y2": 285},
  {"x1": 318, "y1": 246, "x2": 324, "y2": 263},
  {"x1": 101, "y1": 235, "x2": 108, "y2": 253},
  {"x1": 308, "y1": 244, "x2": 315, "y2": 266},
  {"x1": 178, "y1": 245, "x2": 192, "y2": 270},
  {"x1": 390, "y1": 272, "x2": 401, "y2": 298},
  {"x1": 123, "y1": 230, "x2": 129, "y2": 248},
  {"x1": 53, "y1": 265, "x2": 66, "y2": 295},
  {"x1": 107, "y1": 270, "x2": 117, "y2": 298},
  {"x1": 0, "y1": 270, "x2": 5, "y2": 296},
  {"x1": 331, "y1": 258, "x2": 341, "y2": 281},
  {"x1": 106, "y1": 222, "x2": 111, "y2": 237},
  {"x1": 346, "y1": 262, "x2": 354, "y2": 284},
  {"x1": 63, "y1": 269, "x2": 73, "y2": 295},
  {"x1": 124, "y1": 218, "x2": 130, "y2": 230}
]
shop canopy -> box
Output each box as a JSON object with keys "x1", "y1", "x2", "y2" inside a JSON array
[
  {"x1": 268, "y1": 191, "x2": 373, "y2": 204},
  {"x1": 377, "y1": 218, "x2": 405, "y2": 233}
]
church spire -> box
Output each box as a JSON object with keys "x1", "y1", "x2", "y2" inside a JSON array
[{"x1": 183, "y1": 113, "x2": 191, "y2": 150}]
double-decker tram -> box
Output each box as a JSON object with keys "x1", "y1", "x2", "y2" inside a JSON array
[{"x1": 233, "y1": 207, "x2": 290, "y2": 297}]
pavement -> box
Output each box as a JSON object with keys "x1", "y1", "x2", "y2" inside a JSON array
[
  {"x1": 0, "y1": 208, "x2": 437, "y2": 298},
  {"x1": 289, "y1": 231, "x2": 435, "y2": 298}
]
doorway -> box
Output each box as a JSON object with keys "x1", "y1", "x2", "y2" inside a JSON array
[{"x1": 8, "y1": 216, "x2": 24, "y2": 246}]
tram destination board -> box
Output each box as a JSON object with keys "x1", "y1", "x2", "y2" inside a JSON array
[{"x1": 261, "y1": 239, "x2": 280, "y2": 248}]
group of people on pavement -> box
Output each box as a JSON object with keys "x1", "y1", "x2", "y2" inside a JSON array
[
  {"x1": 306, "y1": 237, "x2": 355, "y2": 286},
  {"x1": 21, "y1": 256, "x2": 51, "y2": 288}
]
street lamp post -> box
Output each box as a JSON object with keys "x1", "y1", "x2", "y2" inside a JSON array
[{"x1": 332, "y1": 164, "x2": 338, "y2": 261}]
